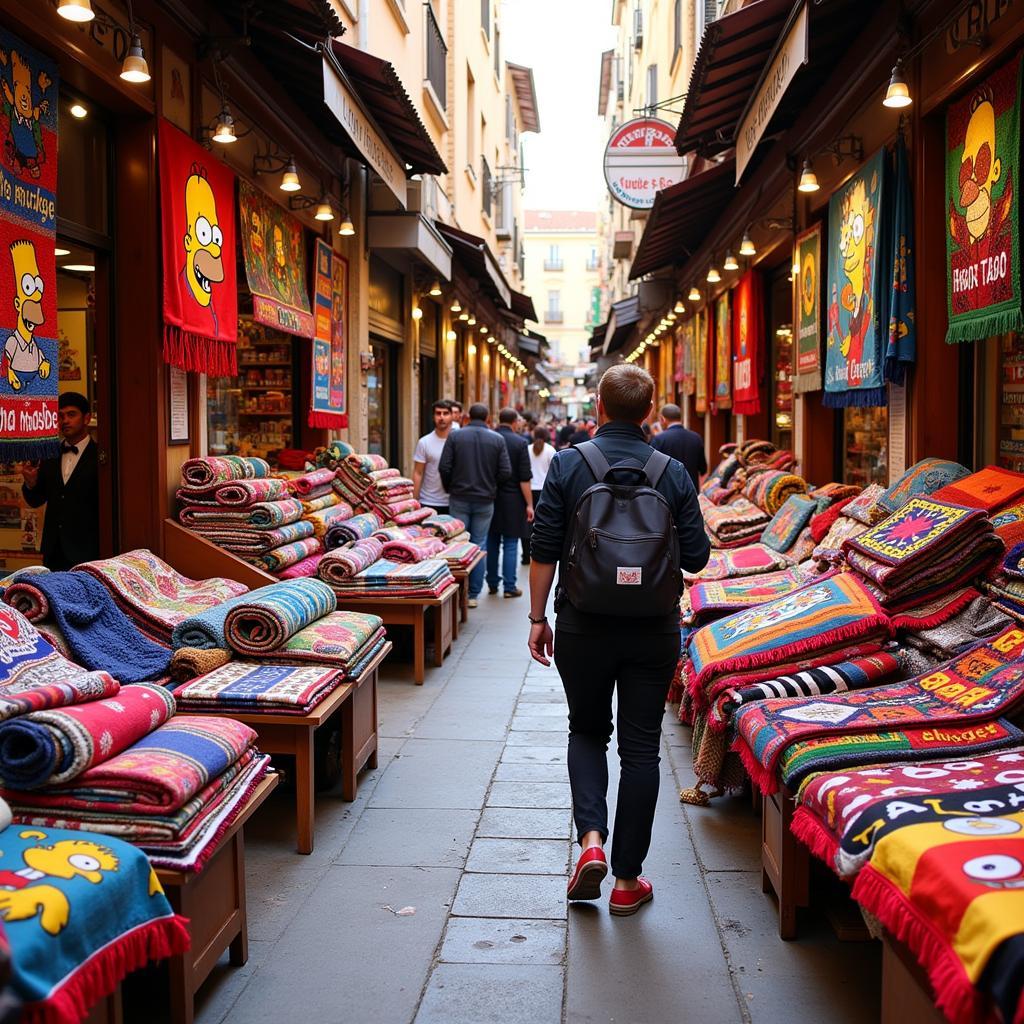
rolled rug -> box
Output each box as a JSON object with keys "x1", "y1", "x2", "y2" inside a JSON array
[
  {"x1": 184, "y1": 519, "x2": 315, "y2": 554},
  {"x1": 382, "y1": 537, "x2": 447, "y2": 563},
  {"x1": 3, "y1": 580, "x2": 49, "y2": 621},
  {"x1": 345, "y1": 453, "x2": 389, "y2": 474},
  {"x1": 223, "y1": 578, "x2": 337, "y2": 656},
  {"x1": 0, "y1": 683, "x2": 175, "y2": 789},
  {"x1": 169, "y1": 646, "x2": 232, "y2": 683},
  {"x1": 392, "y1": 506, "x2": 433, "y2": 526},
  {"x1": 318, "y1": 538, "x2": 384, "y2": 583},
  {"x1": 171, "y1": 590, "x2": 261, "y2": 651},
  {"x1": 275, "y1": 553, "x2": 324, "y2": 579},
  {"x1": 213, "y1": 478, "x2": 291, "y2": 506},
  {"x1": 420, "y1": 515, "x2": 466, "y2": 539},
  {"x1": 380, "y1": 499, "x2": 420, "y2": 518},
  {"x1": 289, "y1": 468, "x2": 337, "y2": 496},
  {"x1": 325, "y1": 512, "x2": 382, "y2": 550},
  {"x1": 305, "y1": 503, "x2": 354, "y2": 539},
  {"x1": 250, "y1": 537, "x2": 323, "y2": 574},
  {"x1": 302, "y1": 493, "x2": 344, "y2": 515},
  {"x1": 178, "y1": 498, "x2": 304, "y2": 529},
  {"x1": 182, "y1": 455, "x2": 270, "y2": 488}
]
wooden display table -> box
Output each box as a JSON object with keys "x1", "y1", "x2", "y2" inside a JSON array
[
  {"x1": 178, "y1": 644, "x2": 388, "y2": 854},
  {"x1": 761, "y1": 786, "x2": 809, "y2": 939},
  {"x1": 336, "y1": 583, "x2": 458, "y2": 684},
  {"x1": 881, "y1": 932, "x2": 947, "y2": 1024},
  {"x1": 157, "y1": 772, "x2": 278, "y2": 1024},
  {"x1": 450, "y1": 550, "x2": 485, "y2": 629}
]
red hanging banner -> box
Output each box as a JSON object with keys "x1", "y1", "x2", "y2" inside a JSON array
[{"x1": 732, "y1": 269, "x2": 764, "y2": 416}]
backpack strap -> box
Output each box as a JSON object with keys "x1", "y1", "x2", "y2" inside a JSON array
[
  {"x1": 641, "y1": 449, "x2": 672, "y2": 489},
  {"x1": 576, "y1": 441, "x2": 612, "y2": 482}
]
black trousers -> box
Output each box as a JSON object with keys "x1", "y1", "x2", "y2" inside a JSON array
[
  {"x1": 521, "y1": 489, "x2": 541, "y2": 561},
  {"x1": 553, "y1": 628, "x2": 679, "y2": 879}
]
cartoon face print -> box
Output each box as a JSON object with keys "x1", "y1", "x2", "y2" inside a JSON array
[
  {"x1": 11, "y1": 239, "x2": 43, "y2": 337},
  {"x1": 959, "y1": 96, "x2": 1002, "y2": 243},
  {"x1": 182, "y1": 167, "x2": 224, "y2": 308},
  {"x1": 839, "y1": 178, "x2": 873, "y2": 305}
]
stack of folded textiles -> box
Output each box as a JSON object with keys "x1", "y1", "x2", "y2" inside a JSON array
[
  {"x1": 334, "y1": 454, "x2": 436, "y2": 526},
  {"x1": 181, "y1": 454, "x2": 271, "y2": 488},
  {"x1": 325, "y1": 511, "x2": 383, "y2": 550},
  {"x1": 317, "y1": 538, "x2": 385, "y2": 584},
  {"x1": 172, "y1": 663, "x2": 344, "y2": 715},
  {"x1": 439, "y1": 540, "x2": 481, "y2": 569},
  {"x1": 381, "y1": 537, "x2": 446, "y2": 563},
  {"x1": 742, "y1": 468, "x2": 808, "y2": 515},
  {"x1": 701, "y1": 497, "x2": 769, "y2": 548},
  {"x1": 329, "y1": 558, "x2": 455, "y2": 599},
  {"x1": 419, "y1": 515, "x2": 466, "y2": 540},
  {"x1": 74, "y1": 549, "x2": 248, "y2": 646},
  {"x1": 841, "y1": 497, "x2": 1004, "y2": 612}
]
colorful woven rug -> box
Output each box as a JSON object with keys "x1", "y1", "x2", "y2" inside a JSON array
[
  {"x1": 301, "y1": 493, "x2": 342, "y2": 515},
  {"x1": 251, "y1": 611, "x2": 384, "y2": 672},
  {"x1": 993, "y1": 504, "x2": 1024, "y2": 549},
  {"x1": 391, "y1": 506, "x2": 433, "y2": 526},
  {"x1": 0, "y1": 825, "x2": 188, "y2": 1021},
  {"x1": 173, "y1": 663, "x2": 342, "y2": 713},
  {"x1": 760, "y1": 494, "x2": 819, "y2": 553},
  {"x1": 733, "y1": 626, "x2": 1024, "y2": 794},
  {"x1": 182, "y1": 455, "x2": 269, "y2": 488},
  {"x1": 169, "y1": 646, "x2": 231, "y2": 683},
  {"x1": 325, "y1": 512, "x2": 383, "y2": 550},
  {"x1": 686, "y1": 543, "x2": 794, "y2": 582},
  {"x1": 250, "y1": 537, "x2": 323, "y2": 574},
  {"x1": 877, "y1": 458, "x2": 971, "y2": 515},
  {"x1": 183, "y1": 519, "x2": 314, "y2": 554},
  {"x1": 932, "y1": 466, "x2": 1024, "y2": 513},
  {"x1": 688, "y1": 567, "x2": 819, "y2": 624},
  {"x1": 0, "y1": 683, "x2": 175, "y2": 789},
  {"x1": 813, "y1": 516, "x2": 869, "y2": 568},
  {"x1": 702, "y1": 498, "x2": 769, "y2": 547},
  {"x1": 903, "y1": 594, "x2": 1013, "y2": 660},
  {"x1": 688, "y1": 573, "x2": 892, "y2": 695},
  {"x1": 179, "y1": 498, "x2": 304, "y2": 529},
  {"x1": 210, "y1": 478, "x2": 291, "y2": 506},
  {"x1": 317, "y1": 538, "x2": 384, "y2": 583},
  {"x1": 222, "y1": 578, "x2": 336, "y2": 656},
  {"x1": 381, "y1": 537, "x2": 447, "y2": 563},
  {"x1": 276, "y1": 553, "x2": 324, "y2": 580},
  {"x1": 289, "y1": 468, "x2": 336, "y2": 496},
  {"x1": 843, "y1": 482, "x2": 888, "y2": 525},
  {"x1": 853, "y1": 809, "x2": 1024, "y2": 1024},
  {"x1": 420, "y1": 515, "x2": 467, "y2": 539},
  {"x1": 743, "y1": 470, "x2": 807, "y2": 515}
]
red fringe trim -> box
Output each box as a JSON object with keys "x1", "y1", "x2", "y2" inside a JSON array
[
  {"x1": 890, "y1": 587, "x2": 980, "y2": 631},
  {"x1": 789, "y1": 806, "x2": 842, "y2": 872},
  {"x1": 731, "y1": 735, "x2": 779, "y2": 795},
  {"x1": 851, "y1": 866, "x2": 983, "y2": 1024},
  {"x1": 22, "y1": 915, "x2": 191, "y2": 1024},
  {"x1": 308, "y1": 410, "x2": 349, "y2": 429},
  {"x1": 164, "y1": 325, "x2": 238, "y2": 377}
]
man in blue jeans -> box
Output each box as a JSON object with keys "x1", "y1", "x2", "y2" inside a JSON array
[
  {"x1": 439, "y1": 403, "x2": 512, "y2": 607},
  {"x1": 486, "y1": 408, "x2": 534, "y2": 598}
]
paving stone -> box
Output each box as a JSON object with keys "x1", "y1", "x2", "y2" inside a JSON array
[
  {"x1": 500, "y1": 745, "x2": 567, "y2": 765},
  {"x1": 466, "y1": 837, "x2": 570, "y2": 874},
  {"x1": 510, "y1": 714, "x2": 567, "y2": 732},
  {"x1": 511, "y1": 701, "x2": 566, "y2": 717},
  {"x1": 439, "y1": 918, "x2": 566, "y2": 966},
  {"x1": 369, "y1": 738, "x2": 502, "y2": 809},
  {"x1": 415, "y1": 962, "x2": 563, "y2": 1023},
  {"x1": 504, "y1": 730, "x2": 567, "y2": 747},
  {"x1": 515, "y1": 691, "x2": 567, "y2": 704},
  {"x1": 493, "y1": 761, "x2": 569, "y2": 783},
  {"x1": 488, "y1": 781, "x2": 572, "y2": 809},
  {"x1": 453, "y1": 872, "x2": 567, "y2": 919},
  {"x1": 337, "y1": 808, "x2": 479, "y2": 868},
  {"x1": 477, "y1": 806, "x2": 573, "y2": 840}
]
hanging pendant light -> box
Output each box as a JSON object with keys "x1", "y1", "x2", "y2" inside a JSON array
[
  {"x1": 211, "y1": 106, "x2": 237, "y2": 144},
  {"x1": 723, "y1": 251, "x2": 739, "y2": 272},
  {"x1": 688, "y1": 286, "x2": 701, "y2": 302},
  {"x1": 883, "y1": 60, "x2": 912, "y2": 109},
  {"x1": 797, "y1": 158, "x2": 820, "y2": 193},
  {"x1": 706, "y1": 265, "x2": 721, "y2": 284},
  {"x1": 314, "y1": 195, "x2": 334, "y2": 221},
  {"x1": 450, "y1": 299, "x2": 462, "y2": 313},
  {"x1": 429, "y1": 280, "x2": 442, "y2": 297},
  {"x1": 58, "y1": 0, "x2": 94, "y2": 22},
  {"x1": 739, "y1": 230, "x2": 756, "y2": 257},
  {"x1": 338, "y1": 211, "x2": 355, "y2": 237},
  {"x1": 120, "y1": 34, "x2": 151, "y2": 83},
  {"x1": 480, "y1": 325, "x2": 489, "y2": 335},
  {"x1": 673, "y1": 300, "x2": 685, "y2": 314},
  {"x1": 411, "y1": 304, "x2": 423, "y2": 321},
  {"x1": 279, "y1": 158, "x2": 301, "y2": 192}
]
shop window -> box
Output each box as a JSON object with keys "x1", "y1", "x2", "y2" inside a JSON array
[
  {"x1": 768, "y1": 270, "x2": 793, "y2": 452},
  {"x1": 367, "y1": 338, "x2": 398, "y2": 464},
  {"x1": 843, "y1": 407, "x2": 889, "y2": 486},
  {"x1": 975, "y1": 332, "x2": 1024, "y2": 471},
  {"x1": 55, "y1": 244, "x2": 96, "y2": 413},
  {"x1": 57, "y1": 96, "x2": 109, "y2": 236}
]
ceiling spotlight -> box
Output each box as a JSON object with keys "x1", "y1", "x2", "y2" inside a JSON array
[
  {"x1": 54, "y1": 247, "x2": 70, "y2": 257},
  {"x1": 446, "y1": 329, "x2": 457, "y2": 342},
  {"x1": 688, "y1": 286, "x2": 701, "y2": 302},
  {"x1": 797, "y1": 158, "x2": 820, "y2": 193},
  {"x1": 58, "y1": 0, "x2": 94, "y2": 22},
  {"x1": 120, "y1": 34, "x2": 151, "y2": 83},
  {"x1": 69, "y1": 102, "x2": 88, "y2": 120},
  {"x1": 429, "y1": 280, "x2": 442, "y2": 297},
  {"x1": 61, "y1": 263, "x2": 96, "y2": 272},
  {"x1": 739, "y1": 230, "x2": 756, "y2": 258},
  {"x1": 724, "y1": 251, "x2": 739, "y2": 272},
  {"x1": 279, "y1": 158, "x2": 301, "y2": 192},
  {"x1": 338, "y1": 213, "x2": 355, "y2": 236},
  {"x1": 212, "y1": 106, "x2": 237, "y2": 144},
  {"x1": 883, "y1": 60, "x2": 912, "y2": 109},
  {"x1": 480, "y1": 325, "x2": 488, "y2": 335},
  {"x1": 706, "y1": 265, "x2": 721, "y2": 284}
]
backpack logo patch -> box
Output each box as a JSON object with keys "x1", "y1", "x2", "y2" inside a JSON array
[{"x1": 616, "y1": 567, "x2": 642, "y2": 586}]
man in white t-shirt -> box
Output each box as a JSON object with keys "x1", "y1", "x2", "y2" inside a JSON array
[
  {"x1": 522, "y1": 425, "x2": 556, "y2": 565},
  {"x1": 413, "y1": 400, "x2": 453, "y2": 515}
]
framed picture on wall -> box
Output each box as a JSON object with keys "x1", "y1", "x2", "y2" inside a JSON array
[{"x1": 168, "y1": 364, "x2": 190, "y2": 444}]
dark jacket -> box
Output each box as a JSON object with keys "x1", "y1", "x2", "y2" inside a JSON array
[
  {"x1": 650, "y1": 423, "x2": 708, "y2": 489},
  {"x1": 491, "y1": 424, "x2": 532, "y2": 536},
  {"x1": 22, "y1": 440, "x2": 100, "y2": 570},
  {"x1": 531, "y1": 421, "x2": 710, "y2": 634},
  {"x1": 438, "y1": 420, "x2": 512, "y2": 503}
]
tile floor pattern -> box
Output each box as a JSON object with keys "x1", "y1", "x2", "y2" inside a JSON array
[{"x1": 193, "y1": 582, "x2": 882, "y2": 1024}]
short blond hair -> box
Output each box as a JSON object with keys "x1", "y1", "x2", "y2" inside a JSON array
[{"x1": 599, "y1": 364, "x2": 655, "y2": 422}]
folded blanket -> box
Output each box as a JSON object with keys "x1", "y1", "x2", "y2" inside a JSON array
[
  {"x1": 931, "y1": 465, "x2": 1024, "y2": 513},
  {"x1": 276, "y1": 553, "x2": 324, "y2": 579},
  {"x1": 993, "y1": 503, "x2": 1024, "y2": 549},
  {"x1": 180, "y1": 518, "x2": 315, "y2": 554},
  {"x1": 702, "y1": 498, "x2": 769, "y2": 547},
  {"x1": 0, "y1": 683, "x2": 175, "y2": 789},
  {"x1": 813, "y1": 514, "x2": 868, "y2": 567},
  {"x1": 179, "y1": 497, "x2": 305, "y2": 529},
  {"x1": 687, "y1": 566, "x2": 821, "y2": 624},
  {"x1": 381, "y1": 537, "x2": 447, "y2": 563},
  {"x1": 903, "y1": 593, "x2": 1013, "y2": 659},
  {"x1": 685, "y1": 543, "x2": 793, "y2": 582},
  {"x1": 304, "y1": 503, "x2": 354, "y2": 539},
  {"x1": 318, "y1": 538, "x2": 384, "y2": 582},
  {"x1": 74, "y1": 550, "x2": 248, "y2": 644},
  {"x1": 760, "y1": 494, "x2": 819, "y2": 553},
  {"x1": 380, "y1": 498, "x2": 419, "y2": 517},
  {"x1": 3, "y1": 572, "x2": 171, "y2": 684},
  {"x1": 182, "y1": 455, "x2": 270, "y2": 488},
  {"x1": 173, "y1": 662, "x2": 343, "y2": 713},
  {"x1": 842, "y1": 482, "x2": 889, "y2": 525},
  {"x1": 877, "y1": 457, "x2": 971, "y2": 515},
  {"x1": 289, "y1": 468, "x2": 337, "y2": 496},
  {"x1": 440, "y1": 541, "x2": 481, "y2": 568},
  {"x1": 325, "y1": 512, "x2": 382, "y2": 549},
  {"x1": 302, "y1": 492, "x2": 342, "y2": 515},
  {"x1": 390, "y1": 506, "x2": 433, "y2": 526},
  {"x1": 222, "y1": 578, "x2": 336, "y2": 656},
  {"x1": 169, "y1": 646, "x2": 232, "y2": 683},
  {"x1": 743, "y1": 470, "x2": 807, "y2": 515},
  {"x1": 250, "y1": 611, "x2": 384, "y2": 670},
  {"x1": 733, "y1": 626, "x2": 1024, "y2": 794},
  {"x1": 250, "y1": 537, "x2": 323, "y2": 574},
  {"x1": 420, "y1": 515, "x2": 466, "y2": 540}
]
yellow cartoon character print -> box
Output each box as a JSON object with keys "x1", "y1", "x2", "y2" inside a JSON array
[
  {"x1": 0, "y1": 48, "x2": 51, "y2": 179},
  {"x1": 4, "y1": 240, "x2": 49, "y2": 392},
  {"x1": 0, "y1": 833, "x2": 120, "y2": 935},
  {"x1": 182, "y1": 163, "x2": 224, "y2": 332}
]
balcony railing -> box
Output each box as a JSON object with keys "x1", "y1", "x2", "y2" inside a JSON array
[
  {"x1": 544, "y1": 259, "x2": 564, "y2": 272},
  {"x1": 425, "y1": 3, "x2": 447, "y2": 110},
  {"x1": 544, "y1": 311, "x2": 564, "y2": 324}
]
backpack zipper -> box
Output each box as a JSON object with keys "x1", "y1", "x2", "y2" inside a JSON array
[{"x1": 588, "y1": 529, "x2": 664, "y2": 549}]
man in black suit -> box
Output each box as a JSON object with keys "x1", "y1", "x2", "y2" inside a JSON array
[
  {"x1": 21, "y1": 391, "x2": 99, "y2": 570},
  {"x1": 486, "y1": 407, "x2": 533, "y2": 598},
  {"x1": 649, "y1": 403, "x2": 707, "y2": 490}
]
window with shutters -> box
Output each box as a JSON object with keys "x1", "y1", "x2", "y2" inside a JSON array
[{"x1": 546, "y1": 290, "x2": 563, "y2": 323}]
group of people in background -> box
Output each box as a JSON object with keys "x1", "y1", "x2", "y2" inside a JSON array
[{"x1": 412, "y1": 396, "x2": 705, "y2": 610}]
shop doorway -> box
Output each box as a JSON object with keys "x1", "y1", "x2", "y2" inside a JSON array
[
  {"x1": 767, "y1": 267, "x2": 794, "y2": 453},
  {"x1": 368, "y1": 337, "x2": 399, "y2": 464}
]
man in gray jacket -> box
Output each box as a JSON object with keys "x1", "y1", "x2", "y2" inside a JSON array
[{"x1": 439, "y1": 403, "x2": 512, "y2": 605}]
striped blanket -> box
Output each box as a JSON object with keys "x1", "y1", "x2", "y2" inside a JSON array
[
  {"x1": 249, "y1": 537, "x2": 323, "y2": 574},
  {"x1": 249, "y1": 611, "x2": 384, "y2": 671},
  {"x1": 222, "y1": 578, "x2": 337, "y2": 656},
  {"x1": 317, "y1": 538, "x2": 384, "y2": 582},
  {"x1": 173, "y1": 663, "x2": 343, "y2": 713},
  {"x1": 182, "y1": 455, "x2": 270, "y2": 487},
  {"x1": 179, "y1": 498, "x2": 304, "y2": 529}
]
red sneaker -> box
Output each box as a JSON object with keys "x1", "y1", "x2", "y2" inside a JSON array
[
  {"x1": 567, "y1": 847, "x2": 608, "y2": 901},
  {"x1": 609, "y1": 877, "x2": 653, "y2": 916}
]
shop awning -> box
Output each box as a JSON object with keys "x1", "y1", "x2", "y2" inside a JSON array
[
  {"x1": 629, "y1": 158, "x2": 737, "y2": 280},
  {"x1": 509, "y1": 290, "x2": 538, "y2": 323},
  {"x1": 603, "y1": 295, "x2": 642, "y2": 355},
  {"x1": 367, "y1": 213, "x2": 453, "y2": 279},
  {"x1": 674, "y1": 0, "x2": 793, "y2": 158},
  {"x1": 533, "y1": 363, "x2": 558, "y2": 386},
  {"x1": 506, "y1": 63, "x2": 541, "y2": 134},
  {"x1": 517, "y1": 329, "x2": 548, "y2": 356}
]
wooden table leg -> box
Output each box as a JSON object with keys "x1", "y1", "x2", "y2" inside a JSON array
[
  {"x1": 433, "y1": 600, "x2": 445, "y2": 667},
  {"x1": 459, "y1": 576, "x2": 469, "y2": 624},
  {"x1": 228, "y1": 832, "x2": 248, "y2": 966},
  {"x1": 414, "y1": 606, "x2": 425, "y2": 684},
  {"x1": 295, "y1": 726, "x2": 315, "y2": 854},
  {"x1": 167, "y1": 884, "x2": 194, "y2": 1024}
]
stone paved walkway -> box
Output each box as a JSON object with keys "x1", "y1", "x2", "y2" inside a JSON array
[{"x1": 193, "y1": 581, "x2": 882, "y2": 1024}]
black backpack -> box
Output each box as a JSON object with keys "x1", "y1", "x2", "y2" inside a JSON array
[{"x1": 561, "y1": 441, "x2": 682, "y2": 617}]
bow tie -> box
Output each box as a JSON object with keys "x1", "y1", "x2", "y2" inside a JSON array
[{"x1": 61, "y1": 443, "x2": 78, "y2": 455}]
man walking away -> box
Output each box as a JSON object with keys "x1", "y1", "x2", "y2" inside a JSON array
[
  {"x1": 650, "y1": 403, "x2": 707, "y2": 490},
  {"x1": 439, "y1": 403, "x2": 511, "y2": 607},
  {"x1": 528, "y1": 365, "x2": 709, "y2": 915},
  {"x1": 486, "y1": 408, "x2": 533, "y2": 598},
  {"x1": 521, "y1": 426, "x2": 555, "y2": 566},
  {"x1": 412, "y1": 400, "x2": 453, "y2": 515}
]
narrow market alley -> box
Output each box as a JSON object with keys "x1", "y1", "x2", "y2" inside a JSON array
[{"x1": 192, "y1": 587, "x2": 880, "y2": 1024}]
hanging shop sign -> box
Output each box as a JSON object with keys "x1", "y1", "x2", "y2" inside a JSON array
[
  {"x1": 824, "y1": 148, "x2": 890, "y2": 408},
  {"x1": 159, "y1": 119, "x2": 238, "y2": 376},
  {"x1": 732, "y1": 269, "x2": 764, "y2": 416},
  {"x1": 309, "y1": 239, "x2": 348, "y2": 429},
  {"x1": 673, "y1": 326, "x2": 685, "y2": 384},
  {"x1": 793, "y1": 222, "x2": 822, "y2": 394},
  {"x1": 322, "y1": 58, "x2": 407, "y2": 209},
  {"x1": 240, "y1": 180, "x2": 313, "y2": 339},
  {"x1": 695, "y1": 307, "x2": 709, "y2": 415},
  {"x1": 681, "y1": 319, "x2": 695, "y2": 396},
  {"x1": 602, "y1": 117, "x2": 685, "y2": 210},
  {"x1": 0, "y1": 29, "x2": 59, "y2": 460},
  {"x1": 735, "y1": 2, "x2": 809, "y2": 184},
  {"x1": 713, "y1": 292, "x2": 731, "y2": 412},
  {"x1": 946, "y1": 52, "x2": 1022, "y2": 343}
]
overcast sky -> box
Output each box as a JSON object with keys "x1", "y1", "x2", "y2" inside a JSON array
[{"x1": 502, "y1": 0, "x2": 616, "y2": 211}]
